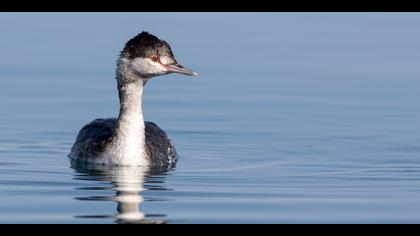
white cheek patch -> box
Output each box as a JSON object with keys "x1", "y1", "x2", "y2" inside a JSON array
[
  {"x1": 160, "y1": 56, "x2": 174, "y2": 65},
  {"x1": 130, "y1": 58, "x2": 165, "y2": 75}
]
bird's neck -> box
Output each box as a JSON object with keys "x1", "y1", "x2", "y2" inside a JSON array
[
  {"x1": 117, "y1": 80, "x2": 145, "y2": 135},
  {"x1": 110, "y1": 68, "x2": 148, "y2": 165}
]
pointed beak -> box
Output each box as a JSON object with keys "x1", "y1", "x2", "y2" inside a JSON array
[{"x1": 164, "y1": 63, "x2": 198, "y2": 76}]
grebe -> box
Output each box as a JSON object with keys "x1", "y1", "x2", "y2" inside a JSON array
[{"x1": 69, "y1": 31, "x2": 197, "y2": 167}]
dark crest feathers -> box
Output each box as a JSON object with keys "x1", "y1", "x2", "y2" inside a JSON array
[{"x1": 121, "y1": 31, "x2": 175, "y2": 60}]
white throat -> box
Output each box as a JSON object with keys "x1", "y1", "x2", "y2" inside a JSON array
[{"x1": 105, "y1": 58, "x2": 149, "y2": 166}]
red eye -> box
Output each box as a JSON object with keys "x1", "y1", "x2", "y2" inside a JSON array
[{"x1": 150, "y1": 55, "x2": 159, "y2": 62}]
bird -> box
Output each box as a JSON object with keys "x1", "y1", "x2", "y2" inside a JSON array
[{"x1": 69, "y1": 31, "x2": 197, "y2": 168}]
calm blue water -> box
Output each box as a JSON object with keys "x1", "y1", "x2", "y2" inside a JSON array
[{"x1": 1, "y1": 13, "x2": 420, "y2": 223}]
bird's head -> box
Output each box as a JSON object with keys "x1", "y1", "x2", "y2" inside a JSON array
[{"x1": 117, "y1": 31, "x2": 197, "y2": 83}]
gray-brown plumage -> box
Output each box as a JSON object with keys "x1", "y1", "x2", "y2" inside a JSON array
[
  {"x1": 68, "y1": 31, "x2": 197, "y2": 167},
  {"x1": 70, "y1": 119, "x2": 177, "y2": 169}
]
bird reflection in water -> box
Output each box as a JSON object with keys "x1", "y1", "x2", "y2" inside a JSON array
[{"x1": 71, "y1": 160, "x2": 173, "y2": 224}]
